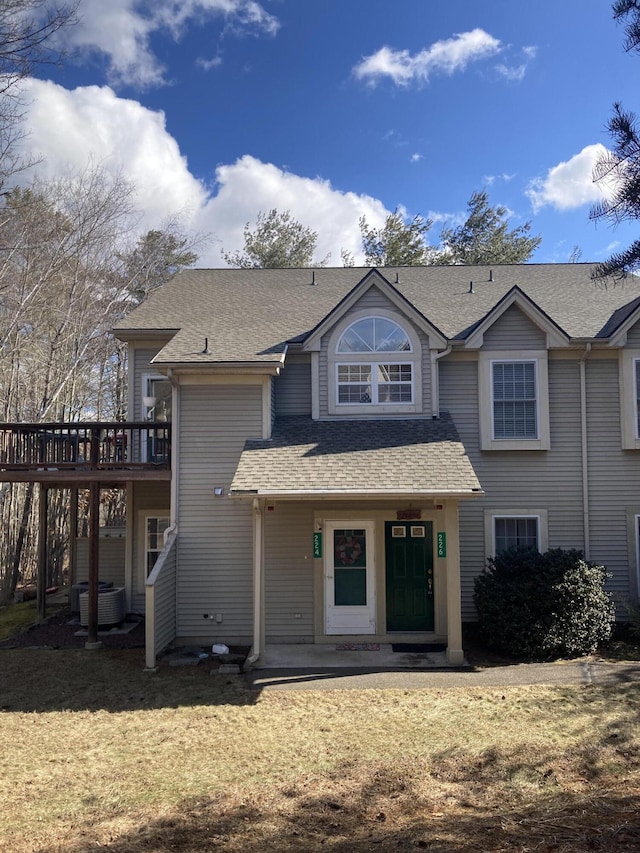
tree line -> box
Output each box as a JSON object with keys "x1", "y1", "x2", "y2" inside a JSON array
[{"x1": 222, "y1": 190, "x2": 543, "y2": 269}]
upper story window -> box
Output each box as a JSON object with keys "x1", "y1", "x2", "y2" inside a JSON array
[
  {"x1": 337, "y1": 318, "x2": 411, "y2": 354},
  {"x1": 478, "y1": 350, "x2": 549, "y2": 451},
  {"x1": 492, "y1": 360, "x2": 537, "y2": 439},
  {"x1": 336, "y1": 318, "x2": 414, "y2": 407}
]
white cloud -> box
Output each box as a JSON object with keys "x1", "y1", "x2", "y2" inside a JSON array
[
  {"x1": 18, "y1": 81, "x2": 390, "y2": 267},
  {"x1": 526, "y1": 144, "x2": 611, "y2": 212},
  {"x1": 202, "y1": 156, "x2": 390, "y2": 266},
  {"x1": 21, "y1": 79, "x2": 207, "y2": 225},
  {"x1": 495, "y1": 44, "x2": 538, "y2": 82},
  {"x1": 410, "y1": 153, "x2": 423, "y2": 163},
  {"x1": 483, "y1": 172, "x2": 516, "y2": 187},
  {"x1": 353, "y1": 29, "x2": 501, "y2": 87},
  {"x1": 65, "y1": 0, "x2": 279, "y2": 89}
]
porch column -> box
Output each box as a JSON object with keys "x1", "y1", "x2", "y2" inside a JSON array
[
  {"x1": 36, "y1": 484, "x2": 48, "y2": 623},
  {"x1": 444, "y1": 500, "x2": 464, "y2": 665},
  {"x1": 248, "y1": 497, "x2": 265, "y2": 664},
  {"x1": 86, "y1": 480, "x2": 102, "y2": 650},
  {"x1": 68, "y1": 488, "x2": 78, "y2": 592}
]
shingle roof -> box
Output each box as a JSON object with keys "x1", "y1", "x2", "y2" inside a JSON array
[
  {"x1": 115, "y1": 264, "x2": 640, "y2": 365},
  {"x1": 229, "y1": 414, "x2": 482, "y2": 498}
]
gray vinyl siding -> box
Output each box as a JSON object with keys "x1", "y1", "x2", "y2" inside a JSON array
[
  {"x1": 275, "y1": 357, "x2": 312, "y2": 415},
  {"x1": 75, "y1": 537, "x2": 126, "y2": 587},
  {"x1": 440, "y1": 354, "x2": 585, "y2": 620},
  {"x1": 264, "y1": 503, "x2": 315, "y2": 640},
  {"x1": 482, "y1": 306, "x2": 546, "y2": 349},
  {"x1": 626, "y1": 321, "x2": 640, "y2": 347},
  {"x1": 586, "y1": 358, "x2": 640, "y2": 602},
  {"x1": 318, "y1": 285, "x2": 432, "y2": 418},
  {"x1": 177, "y1": 384, "x2": 263, "y2": 641},
  {"x1": 131, "y1": 481, "x2": 171, "y2": 613}
]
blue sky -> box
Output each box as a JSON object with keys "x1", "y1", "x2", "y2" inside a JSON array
[{"x1": 18, "y1": 0, "x2": 639, "y2": 266}]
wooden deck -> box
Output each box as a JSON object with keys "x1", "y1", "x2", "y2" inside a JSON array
[{"x1": 0, "y1": 422, "x2": 172, "y2": 483}]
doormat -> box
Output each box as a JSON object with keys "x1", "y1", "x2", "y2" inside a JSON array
[
  {"x1": 336, "y1": 643, "x2": 380, "y2": 651},
  {"x1": 392, "y1": 643, "x2": 446, "y2": 653}
]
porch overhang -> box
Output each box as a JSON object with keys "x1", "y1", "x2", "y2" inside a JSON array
[
  {"x1": 230, "y1": 413, "x2": 482, "y2": 499},
  {"x1": 230, "y1": 488, "x2": 482, "y2": 501}
]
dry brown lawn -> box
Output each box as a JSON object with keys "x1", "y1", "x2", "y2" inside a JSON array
[{"x1": 0, "y1": 648, "x2": 639, "y2": 852}]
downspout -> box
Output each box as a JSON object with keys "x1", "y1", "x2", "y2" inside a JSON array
[
  {"x1": 580, "y1": 344, "x2": 592, "y2": 560},
  {"x1": 247, "y1": 497, "x2": 264, "y2": 665},
  {"x1": 431, "y1": 346, "x2": 452, "y2": 418}
]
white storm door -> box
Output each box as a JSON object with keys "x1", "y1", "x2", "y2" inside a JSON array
[{"x1": 324, "y1": 521, "x2": 376, "y2": 635}]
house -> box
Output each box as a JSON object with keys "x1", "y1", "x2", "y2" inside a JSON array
[{"x1": 3, "y1": 263, "x2": 640, "y2": 665}]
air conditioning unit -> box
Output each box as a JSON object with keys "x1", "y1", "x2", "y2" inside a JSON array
[
  {"x1": 79, "y1": 587, "x2": 126, "y2": 627},
  {"x1": 71, "y1": 581, "x2": 113, "y2": 613}
]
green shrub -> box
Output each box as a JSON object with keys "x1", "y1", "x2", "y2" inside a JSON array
[{"x1": 473, "y1": 548, "x2": 615, "y2": 659}]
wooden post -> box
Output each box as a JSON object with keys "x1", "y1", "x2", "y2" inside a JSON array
[
  {"x1": 86, "y1": 479, "x2": 102, "y2": 649},
  {"x1": 68, "y1": 488, "x2": 78, "y2": 592},
  {"x1": 36, "y1": 484, "x2": 47, "y2": 623}
]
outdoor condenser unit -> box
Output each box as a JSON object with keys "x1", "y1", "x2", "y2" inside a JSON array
[{"x1": 78, "y1": 587, "x2": 126, "y2": 627}]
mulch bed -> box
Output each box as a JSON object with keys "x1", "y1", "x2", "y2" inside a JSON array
[{"x1": 0, "y1": 608, "x2": 145, "y2": 650}]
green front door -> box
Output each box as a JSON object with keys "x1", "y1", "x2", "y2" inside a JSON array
[{"x1": 385, "y1": 521, "x2": 434, "y2": 631}]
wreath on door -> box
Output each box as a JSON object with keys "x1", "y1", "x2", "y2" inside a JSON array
[{"x1": 335, "y1": 535, "x2": 362, "y2": 565}]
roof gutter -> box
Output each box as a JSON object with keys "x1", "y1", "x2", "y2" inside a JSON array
[{"x1": 229, "y1": 488, "x2": 484, "y2": 501}]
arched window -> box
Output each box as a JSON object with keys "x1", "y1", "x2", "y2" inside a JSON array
[
  {"x1": 337, "y1": 318, "x2": 411, "y2": 354},
  {"x1": 335, "y1": 316, "x2": 414, "y2": 406}
]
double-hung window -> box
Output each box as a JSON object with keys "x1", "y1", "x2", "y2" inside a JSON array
[
  {"x1": 333, "y1": 317, "x2": 416, "y2": 412},
  {"x1": 619, "y1": 351, "x2": 640, "y2": 449},
  {"x1": 484, "y1": 510, "x2": 547, "y2": 558},
  {"x1": 492, "y1": 360, "x2": 537, "y2": 439},
  {"x1": 479, "y1": 350, "x2": 549, "y2": 450},
  {"x1": 494, "y1": 516, "x2": 539, "y2": 553}
]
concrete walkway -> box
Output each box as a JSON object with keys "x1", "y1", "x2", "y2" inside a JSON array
[{"x1": 245, "y1": 644, "x2": 640, "y2": 691}]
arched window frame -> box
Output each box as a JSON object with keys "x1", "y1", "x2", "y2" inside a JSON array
[{"x1": 327, "y1": 310, "x2": 422, "y2": 416}]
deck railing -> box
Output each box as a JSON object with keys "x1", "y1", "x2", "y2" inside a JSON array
[{"x1": 0, "y1": 422, "x2": 171, "y2": 471}]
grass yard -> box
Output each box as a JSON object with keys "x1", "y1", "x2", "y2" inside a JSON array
[{"x1": 0, "y1": 649, "x2": 639, "y2": 852}]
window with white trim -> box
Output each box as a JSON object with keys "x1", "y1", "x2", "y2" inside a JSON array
[
  {"x1": 494, "y1": 516, "x2": 539, "y2": 553},
  {"x1": 478, "y1": 350, "x2": 549, "y2": 450},
  {"x1": 144, "y1": 515, "x2": 170, "y2": 577},
  {"x1": 492, "y1": 360, "x2": 537, "y2": 439},
  {"x1": 635, "y1": 359, "x2": 640, "y2": 438},
  {"x1": 335, "y1": 317, "x2": 414, "y2": 407},
  {"x1": 484, "y1": 509, "x2": 548, "y2": 558}
]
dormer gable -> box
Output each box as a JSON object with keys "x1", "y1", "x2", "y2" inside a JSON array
[
  {"x1": 463, "y1": 286, "x2": 570, "y2": 350},
  {"x1": 302, "y1": 268, "x2": 448, "y2": 352}
]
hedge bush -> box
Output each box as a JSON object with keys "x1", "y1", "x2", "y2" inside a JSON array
[{"x1": 473, "y1": 548, "x2": 615, "y2": 659}]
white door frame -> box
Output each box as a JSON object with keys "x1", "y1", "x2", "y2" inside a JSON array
[{"x1": 324, "y1": 520, "x2": 376, "y2": 635}]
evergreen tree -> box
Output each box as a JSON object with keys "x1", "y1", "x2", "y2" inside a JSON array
[
  {"x1": 591, "y1": 2, "x2": 640, "y2": 279},
  {"x1": 437, "y1": 190, "x2": 541, "y2": 265},
  {"x1": 222, "y1": 209, "x2": 325, "y2": 268},
  {"x1": 359, "y1": 210, "x2": 433, "y2": 266}
]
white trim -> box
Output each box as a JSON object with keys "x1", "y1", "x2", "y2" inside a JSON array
[
  {"x1": 137, "y1": 510, "x2": 171, "y2": 594},
  {"x1": 619, "y1": 349, "x2": 640, "y2": 449},
  {"x1": 311, "y1": 352, "x2": 320, "y2": 420},
  {"x1": 479, "y1": 350, "x2": 550, "y2": 451},
  {"x1": 484, "y1": 509, "x2": 549, "y2": 559}
]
